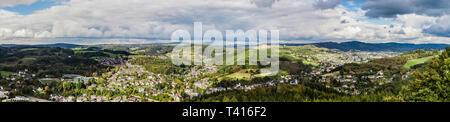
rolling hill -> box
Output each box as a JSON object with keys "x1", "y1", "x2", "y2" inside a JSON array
[
  {"x1": 0, "y1": 43, "x2": 84, "y2": 49},
  {"x1": 283, "y1": 41, "x2": 449, "y2": 52},
  {"x1": 312, "y1": 41, "x2": 450, "y2": 52}
]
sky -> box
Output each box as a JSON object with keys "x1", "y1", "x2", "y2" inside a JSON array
[{"x1": 0, "y1": 0, "x2": 449, "y2": 44}]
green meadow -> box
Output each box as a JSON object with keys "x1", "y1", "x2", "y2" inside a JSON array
[{"x1": 404, "y1": 55, "x2": 439, "y2": 68}]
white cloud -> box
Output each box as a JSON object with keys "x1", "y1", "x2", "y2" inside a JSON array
[
  {"x1": 0, "y1": 0, "x2": 38, "y2": 7},
  {"x1": 12, "y1": 29, "x2": 34, "y2": 37},
  {"x1": 0, "y1": 0, "x2": 448, "y2": 44},
  {"x1": 424, "y1": 15, "x2": 450, "y2": 37},
  {"x1": 396, "y1": 14, "x2": 437, "y2": 29},
  {"x1": 0, "y1": 9, "x2": 21, "y2": 18}
]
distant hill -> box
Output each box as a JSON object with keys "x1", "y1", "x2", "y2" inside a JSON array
[
  {"x1": 0, "y1": 46, "x2": 109, "y2": 77},
  {"x1": 284, "y1": 41, "x2": 450, "y2": 52},
  {"x1": 2, "y1": 41, "x2": 449, "y2": 52},
  {"x1": 0, "y1": 43, "x2": 84, "y2": 49}
]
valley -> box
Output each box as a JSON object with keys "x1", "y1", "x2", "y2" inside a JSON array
[{"x1": 0, "y1": 41, "x2": 449, "y2": 102}]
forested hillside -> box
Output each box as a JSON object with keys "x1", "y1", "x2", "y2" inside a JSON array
[
  {"x1": 0, "y1": 47, "x2": 110, "y2": 77},
  {"x1": 396, "y1": 47, "x2": 450, "y2": 102}
]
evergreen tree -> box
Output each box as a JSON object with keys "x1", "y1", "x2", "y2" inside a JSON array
[{"x1": 400, "y1": 48, "x2": 450, "y2": 102}]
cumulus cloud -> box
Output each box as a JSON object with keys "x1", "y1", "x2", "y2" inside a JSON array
[
  {"x1": 395, "y1": 13, "x2": 450, "y2": 37},
  {"x1": 0, "y1": 0, "x2": 327, "y2": 40},
  {"x1": 362, "y1": 0, "x2": 450, "y2": 18},
  {"x1": 0, "y1": 0, "x2": 38, "y2": 7},
  {"x1": 0, "y1": 0, "x2": 448, "y2": 44},
  {"x1": 424, "y1": 15, "x2": 450, "y2": 37},
  {"x1": 396, "y1": 14, "x2": 437, "y2": 29},
  {"x1": 251, "y1": 0, "x2": 279, "y2": 8},
  {"x1": 0, "y1": 9, "x2": 21, "y2": 18},
  {"x1": 314, "y1": 0, "x2": 342, "y2": 10}
]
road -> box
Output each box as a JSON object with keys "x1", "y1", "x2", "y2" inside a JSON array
[{"x1": 26, "y1": 96, "x2": 53, "y2": 102}]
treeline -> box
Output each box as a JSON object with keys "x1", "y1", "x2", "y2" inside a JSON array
[
  {"x1": 190, "y1": 83, "x2": 396, "y2": 102},
  {"x1": 398, "y1": 49, "x2": 441, "y2": 60},
  {"x1": 279, "y1": 59, "x2": 313, "y2": 75},
  {"x1": 0, "y1": 46, "x2": 73, "y2": 62},
  {"x1": 334, "y1": 57, "x2": 406, "y2": 76},
  {"x1": 75, "y1": 49, "x2": 131, "y2": 58},
  {"x1": 129, "y1": 57, "x2": 190, "y2": 75},
  {"x1": 213, "y1": 75, "x2": 280, "y2": 88},
  {"x1": 135, "y1": 46, "x2": 174, "y2": 55}
]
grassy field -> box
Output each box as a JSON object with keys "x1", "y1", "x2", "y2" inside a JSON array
[
  {"x1": 280, "y1": 45, "x2": 338, "y2": 66},
  {"x1": 302, "y1": 60, "x2": 319, "y2": 66},
  {"x1": 131, "y1": 49, "x2": 147, "y2": 54},
  {"x1": 280, "y1": 50, "x2": 302, "y2": 62},
  {"x1": 129, "y1": 55, "x2": 148, "y2": 58},
  {"x1": 225, "y1": 69, "x2": 266, "y2": 79},
  {"x1": 71, "y1": 47, "x2": 89, "y2": 50},
  {"x1": 20, "y1": 57, "x2": 37, "y2": 64},
  {"x1": 103, "y1": 52, "x2": 122, "y2": 58},
  {"x1": 226, "y1": 70, "x2": 251, "y2": 79},
  {"x1": 404, "y1": 55, "x2": 439, "y2": 68},
  {"x1": 322, "y1": 71, "x2": 340, "y2": 77},
  {"x1": 19, "y1": 48, "x2": 39, "y2": 52},
  {"x1": 74, "y1": 50, "x2": 99, "y2": 54},
  {"x1": 75, "y1": 50, "x2": 124, "y2": 58},
  {"x1": 0, "y1": 71, "x2": 13, "y2": 77}
]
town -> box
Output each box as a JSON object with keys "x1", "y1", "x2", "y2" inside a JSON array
[{"x1": 0, "y1": 44, "x2": 446, "y2": 102}]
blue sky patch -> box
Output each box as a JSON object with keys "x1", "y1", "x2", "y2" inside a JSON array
[
  {"x1": 2, "y1": 0, "x2": 58, "y2": 15},
  {"x1": 342, "y1": 0, "x2": 365, "y2": 12}
]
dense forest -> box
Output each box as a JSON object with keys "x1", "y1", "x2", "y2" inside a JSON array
[
  {"x1": 0, "y1": 47, "x2": 110, "y2": 77},
  {"x1": 190, "y1": 83, "x2": 395, "y2": 102}
]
